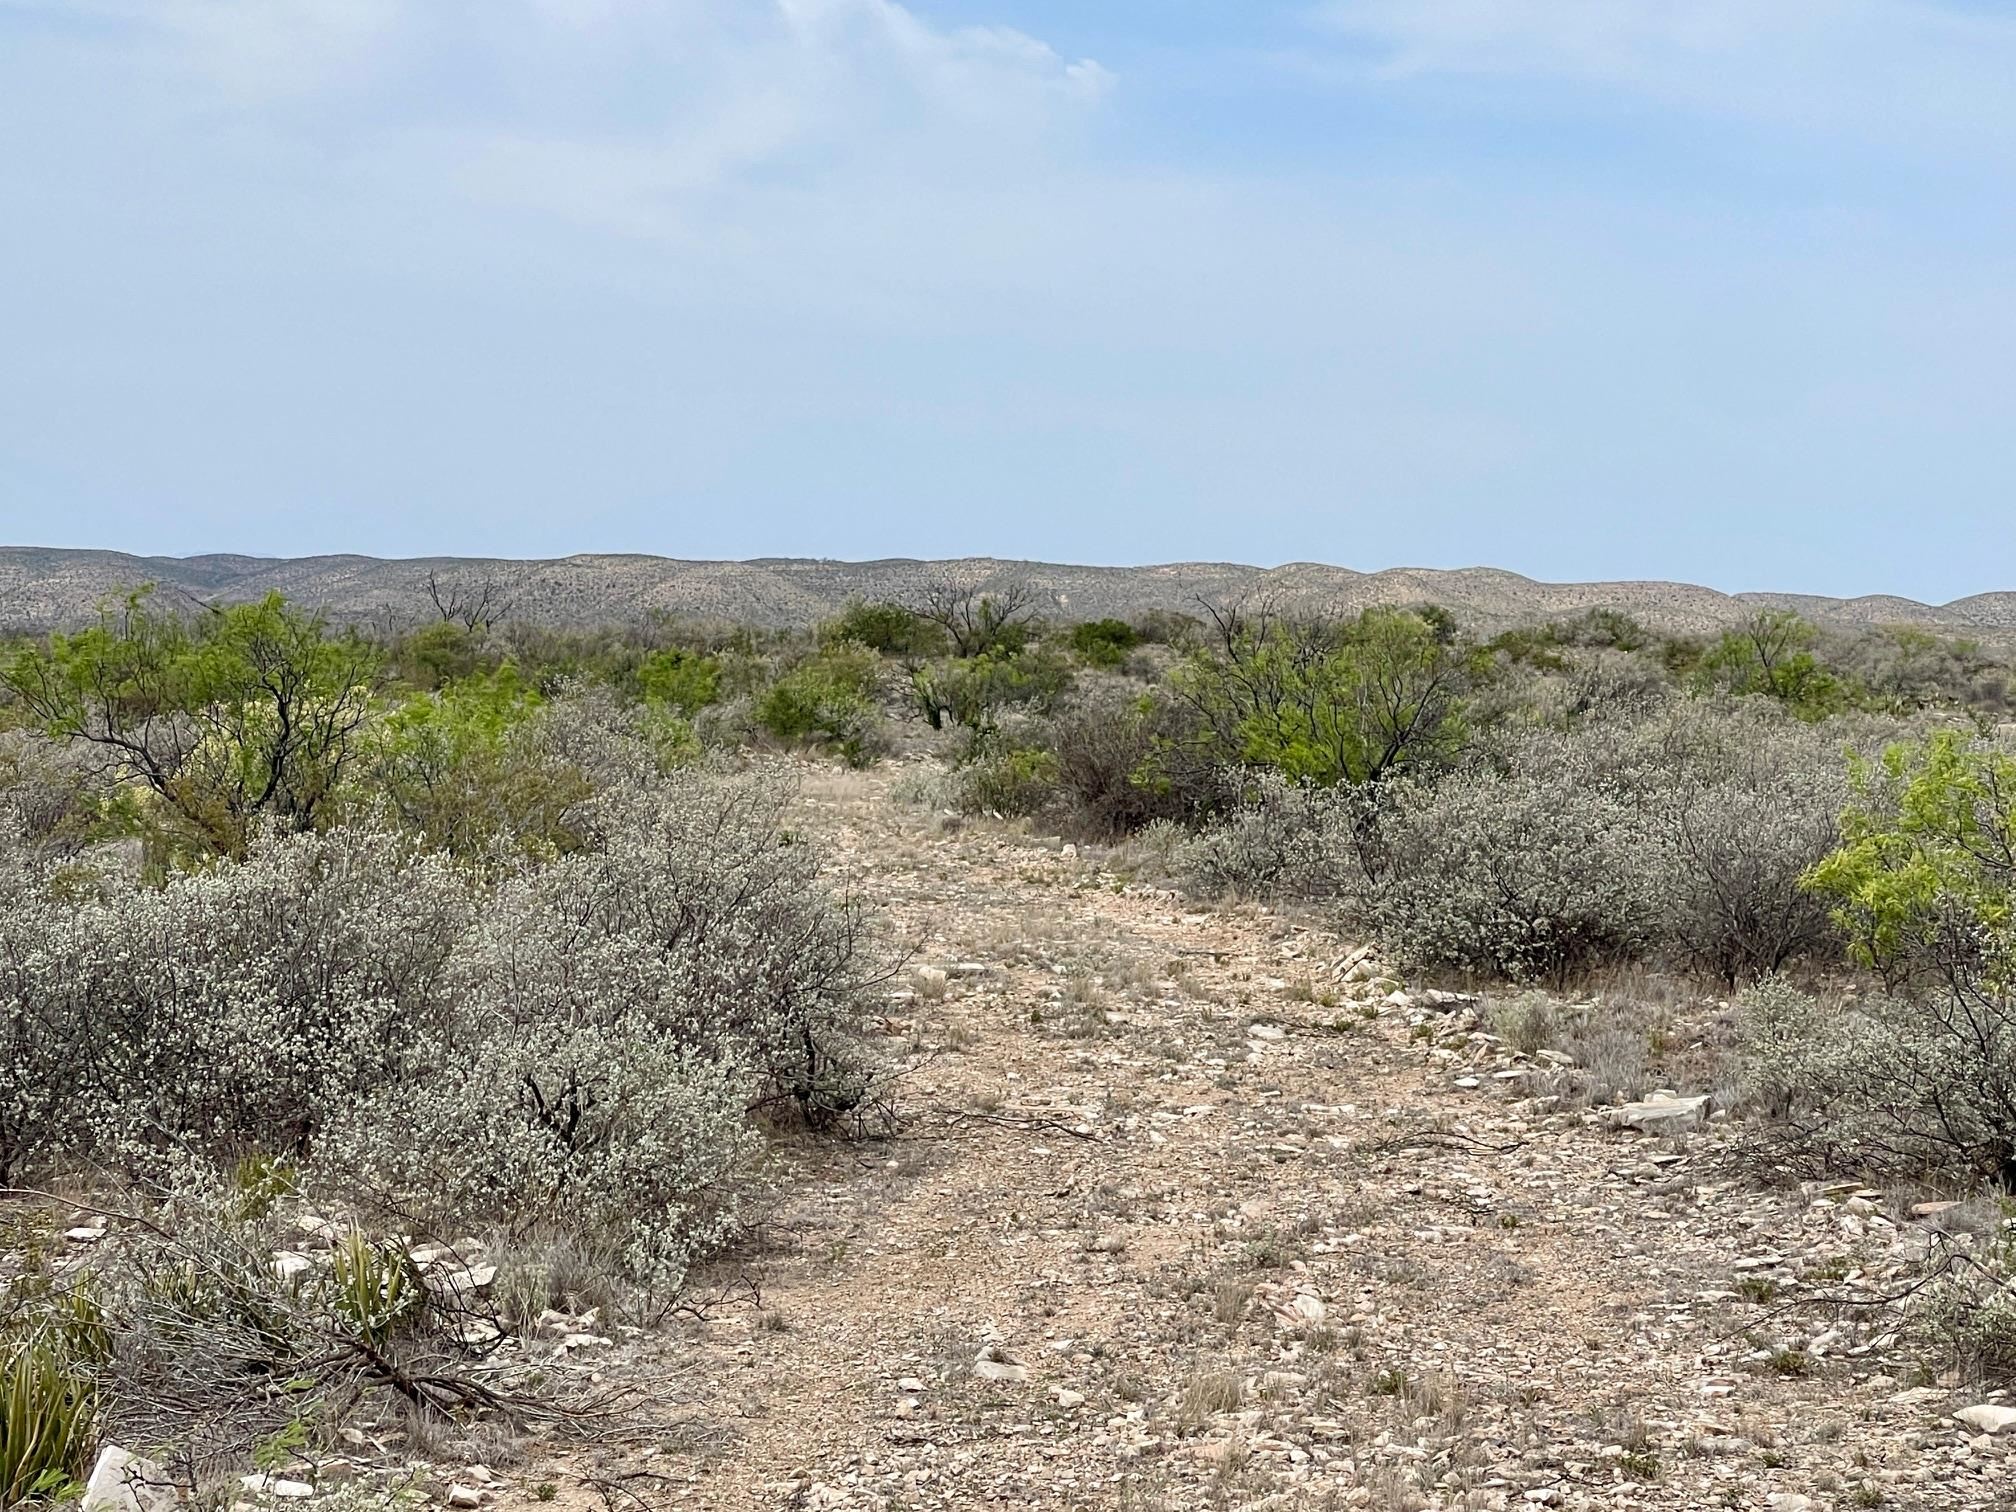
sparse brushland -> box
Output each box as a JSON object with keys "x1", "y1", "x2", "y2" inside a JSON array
[
  {"x1": 6, "y1": 548, "x2": 2016, "y2": 639},
  {"x1": 3, "y1": 580, "x2": 2016, "y2": 1511}
]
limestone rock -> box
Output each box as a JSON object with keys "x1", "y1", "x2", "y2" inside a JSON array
[
  {"x1": 1608, "y1": 1094, "x2": 1710, "y2": 1136},
  {"x1": 83, "y1": 1447, "x2": 176, "y2": 1512},
  {"x1": 1954, "y1": 1403, "x2": 2016, "y2": 1435}
]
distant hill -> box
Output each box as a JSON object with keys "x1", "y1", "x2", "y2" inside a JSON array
[{"x1": 2, "y1": 546, "x2": 2011, "y2": 639}]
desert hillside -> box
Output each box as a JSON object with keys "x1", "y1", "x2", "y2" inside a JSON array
[{"x1": 2, "y1": 546, "x2": 2010, "y2": 635}]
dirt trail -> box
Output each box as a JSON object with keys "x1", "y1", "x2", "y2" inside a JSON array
[{"x1": 523, "y1": 763, "x2": 2009, "y2": 1511}]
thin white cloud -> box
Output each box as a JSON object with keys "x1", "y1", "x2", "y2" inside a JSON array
[{"x1": 1310, "y1": 0, "x2": 2016, "y2": 150}]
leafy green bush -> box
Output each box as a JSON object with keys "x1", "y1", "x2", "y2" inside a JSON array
[
  {"x1": 367, "y1": 665, "x2": 592, "y2": 856},
  {"x1": 821, "y1": 600, "x2": 948, "y2": 658},
  {"x1": 1067, "y1": 618, "x2": 1139, "y2": 668},
  {"x1": 911, "y1": 646, "x2": 1074, "y2": 735},
  {"x1": 1173, "y1": 606, "x2": 1474, "y2": 787},
  {"x1": 1741, "y1": 733, "x2": 2016, "y2": 1185},
  {"x1": 2, "y1": 592, "x2": 379, "y2": 859},
  {"x1": 756, "y1": 643, "x2": 887, "y2": 765},
  {"x1": 634, "y1": 647, "x2": 721, "y2": 714}
]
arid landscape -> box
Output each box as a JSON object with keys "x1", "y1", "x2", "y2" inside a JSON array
[
  {"x1": 5, "y1": 549, "x2": 2016, "y2": 639},
  {"x1": 5, "y1": 571, "x2": 2016, "y2": 1512},
  {"x1": 9, "y1": 1, "x2": 2012, "y2": 1508}
]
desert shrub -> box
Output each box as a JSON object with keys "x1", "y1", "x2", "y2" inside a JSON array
[
  {"x1": 0, "y1": 757, "x2": 882, "y2": 1293},
  {"x1": 0, "y1": 823, "x2": 471, "y2": 1182},
  {"x1": 366, "y1": 666, "x2": 596, "y2": 857},
  {"x1": 1364, "y1": 766, "x2": 1661, "y2": 983},
  {"x1": 1693, "y1": 610, "x2": 1850, "y2": 719},
  {"x1": 1656, "y1": 716, "x2": 1850, "y2": 982},
  {"x1": 1175, "y1": 772, "x2": 1364, "y2": 900},
  {"x1": 1746, "y1": 733, "x2": 2016, "y2": 1185},
  {"x1": 1486, "y1": 991, "x2": 1559, "y2": 1057},
  {"x1": 2, "y1": 592, "x2": 379, "y2": 859},
  {"x1": 952, "y1": 745, "x2": 1061, "y2": 818},
  {"x1": 821, "y1": 600, "x2": 948, "y2": 658},
  {"x1": 0, "y1": 732, "x2": 115, "y2": 860},
  {"x1": 1174, "y1": 605, "x2": 1476, "y2": 787},
  {"x1": 1044, "y1": 686, "x2": 1213, "y2": 837},
  {"x1": 327, "y1": 1027, "x2": 753, "y2": 1294},
  {"x1": 1911, "y1": 1219, "x2": 2016, "y2": 1378},
  {"x1": 1806, "y1": 731, "x2": 2016, "y2": 992},
  {"x1": 1742, "y1": 979, "x2": 2016, "y2": 1186},
  {"x1": 911, "y1": 645, "x2": 1074, "y2": 735},
  {"x1": 633, "y1": 647, "x2": 721, "y2": 714},
  {"x1": 1068, "y1": 618, "x2": 1140, "y2": 669},
  {"x1": 756, "y1": 642, "x2": 887, "y2": 765}
]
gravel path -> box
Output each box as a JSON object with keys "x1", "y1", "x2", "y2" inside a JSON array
[{"x1": 522, "y1": 762, "x2": 2014, "y2": 1512}]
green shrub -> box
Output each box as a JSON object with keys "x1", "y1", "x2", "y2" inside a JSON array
[
  {"x1": 634, "y1": 648, "x2": 721, "y2": 714},
  {"x1": 911, "y1": 646, "x2": 1074, "y2": 735},
  {"x1": 1068, "y1": 619, "x2": 1140, "y2": 668},
  {"x1": 1173, "y1": 606, "x2": 1474, "y2": 787},
  {"x1": 756, "y1": 644, "x2": 887, "y2": 765},
  {"x1": 953, "y1": 746, "x2": 1061, "y2": 818},
  {"x1": 821, "y1": 600, "x2": 948, "y2": 658}
]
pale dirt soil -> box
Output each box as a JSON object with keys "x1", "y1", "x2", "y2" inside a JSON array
[{"x1": 502, "y1": 761, "x2": 2014, "y2": 1512}]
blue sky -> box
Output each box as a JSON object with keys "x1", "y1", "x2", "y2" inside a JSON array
[{"x1": 0, "y1": 0, "x2": 2009, "y2": 600}]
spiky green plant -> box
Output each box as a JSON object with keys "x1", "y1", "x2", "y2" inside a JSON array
[{"x1": 0, "y1": 1331, "x2": 95, "y2": 1505}]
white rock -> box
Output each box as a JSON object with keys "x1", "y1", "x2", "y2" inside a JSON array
[
  {"x1": 1608, "y1": 1094, "x2": 1711, "y2": 1136},
  {"x1": 1767, "y1": 1496, "x2": 1814, "y2": 1512},
  {"x1": 240, "y1": 1476, "x2": 313, "y2": 1500},
  {"x1": 1054, "y1": 1388, "x2": 1086, "y2": 1408},
  {"x1": 973, "y1": 1346, "x2": 1029, "y2": 1383},
  {"x1": 83, "y1": 1447, "x2": 176, "y2": 1512},
  {"x1": 1955, "y1": 1403, "x2": 2016, "y2": 1435},
  {"x1": 447, "y1": 1485, "x2": 485, "y2": 1508}
]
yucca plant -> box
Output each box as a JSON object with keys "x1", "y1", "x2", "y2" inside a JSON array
[
  {"x1": 327, "y1": 1231, "x2": 423, "y2": 1349},
  {"x1": 0, "y1": 1331, "x2": 95, "y2": 1506}
]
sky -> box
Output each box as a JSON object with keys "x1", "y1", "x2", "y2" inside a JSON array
[{"x1": 0, "y1": 0, "x2": 2010, "y2": 601}]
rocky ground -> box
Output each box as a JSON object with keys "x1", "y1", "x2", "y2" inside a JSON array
[
  {"x1": 449, "y1": 760, "x2": 2007, "y2": 1512},
  {"x1": 85, "y1": 760, "x2": 2010, "y2": 1512}
]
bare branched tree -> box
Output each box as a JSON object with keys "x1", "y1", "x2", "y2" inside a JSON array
[
  {"x1": 911, "y1": 575, "x2": 1039, "y2": 658},
  {"x1": 423, "y1": 571, "x2": 512, "y2": 632}
]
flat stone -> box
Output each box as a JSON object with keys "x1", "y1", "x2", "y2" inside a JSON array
[
  {"x1": 83, "y1": 1447, "x2": 176, "y2": 1512},
  {"x1": 973, "y1": 1347, "x2": 1028, "y2": 1383},
  {"x1": 1955, "y1": 1403, "x2": 2016, "y2": 1435},
  {"x1": 1608, "y1": 1094, "x2": 1710, "y2": 1136}
]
